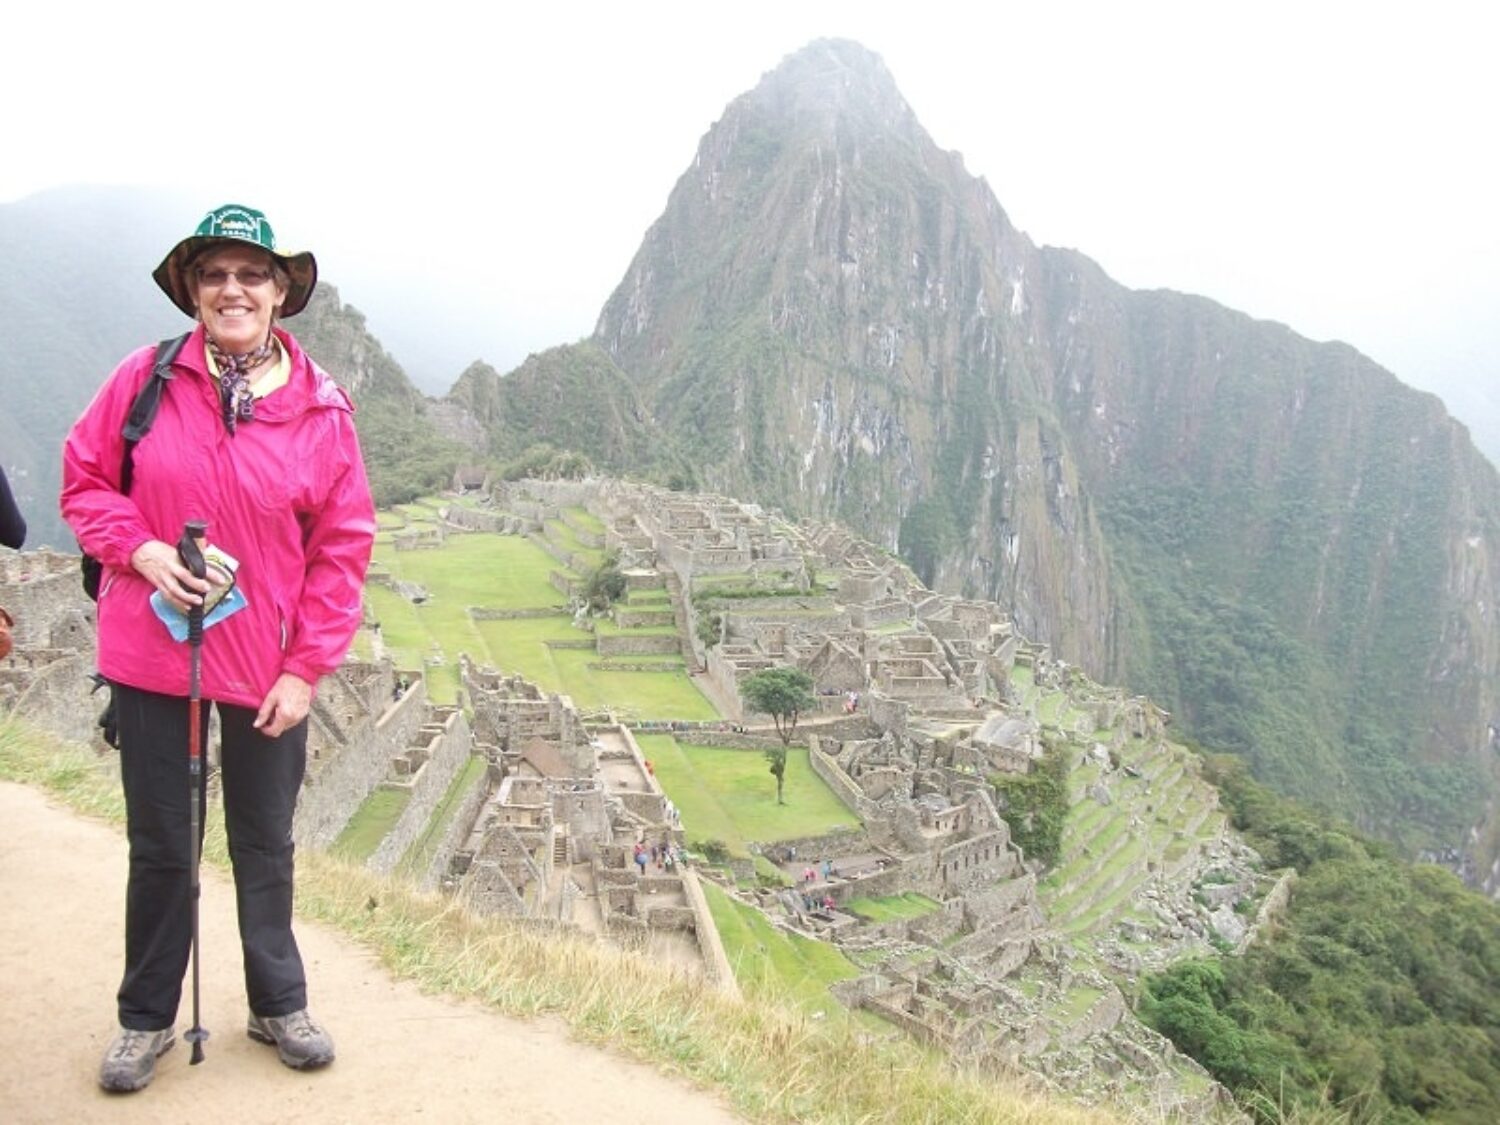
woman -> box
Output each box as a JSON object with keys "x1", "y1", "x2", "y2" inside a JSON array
[{"x1": 62, "y1": 204, "x2": 376, "y2": 1093}]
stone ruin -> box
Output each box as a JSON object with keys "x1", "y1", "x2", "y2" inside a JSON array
[{"x1": 3, "y1": 478, "x2": 1274, "y2": 1116}]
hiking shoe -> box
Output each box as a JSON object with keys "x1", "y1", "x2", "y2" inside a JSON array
[
  {"x1": 98, "y1": 1025, "x2": 175, "y2": 1092},
  {"x1": 247, "y1": 1009, "x2": 335, "y2": 1069}
]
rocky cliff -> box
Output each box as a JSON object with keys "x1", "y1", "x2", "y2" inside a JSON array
[{"x1": 590, "y1": 39, "x2": 1500, "y2": 887}]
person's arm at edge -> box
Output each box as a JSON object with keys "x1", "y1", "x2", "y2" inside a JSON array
[{"x1": 0, "y1": 464, "x2": 25, "y2": 549}]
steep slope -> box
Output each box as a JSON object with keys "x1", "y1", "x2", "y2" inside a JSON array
[
  {"x1": 595, "y1": 39, "x2": 1118, "y2": 674},
  {"x1": 592, "y1": 39, "x2": 1500, "y2": 886},
  {"x1": 444, "y1": 341, "x2": 692, "y2": 484}
]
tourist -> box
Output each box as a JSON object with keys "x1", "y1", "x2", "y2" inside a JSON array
[{"x1": 62, "y1": 204, "x2": 375, "y2": 1093}]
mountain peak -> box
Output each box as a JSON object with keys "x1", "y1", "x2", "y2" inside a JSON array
[{"x1": 742, "y1": 38, "x2": 914, "y2": 136}]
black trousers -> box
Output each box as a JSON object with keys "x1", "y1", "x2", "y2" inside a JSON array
[{"x1": 113, "y1": 683, "x2": 309, "y2": 1030}]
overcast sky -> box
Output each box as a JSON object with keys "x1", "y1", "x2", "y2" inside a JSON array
[{"x1": 5, "y1": 1, "x2": 1496, "y2": 454}]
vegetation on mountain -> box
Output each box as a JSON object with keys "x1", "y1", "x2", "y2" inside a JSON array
[
  {"x1": 444, "y1": 342, "x2": 694, "y2": 487},
  {"x1": 497, "y1": 444, "x2": 591, "y2": 481},
  {"x1": 355, "y1": 394, "x2": 467, "y2": 506},
  {"x1": 990, "y1": 736, "x2": 1070, "y2": 867},
  {"x1": 586, "y1": 39, "x2": 1500, "y2": 889},
  {"x1": 1140, "y1": 755, "x2": 1500, "y2": 1123}
]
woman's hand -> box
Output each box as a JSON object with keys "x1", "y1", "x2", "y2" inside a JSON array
[
  {"x1": 130, "y1": 539, "x2": 212, "y2": 613},
  {"x1": 254, "y1": 673, "x2": 312, "y2": 738}
]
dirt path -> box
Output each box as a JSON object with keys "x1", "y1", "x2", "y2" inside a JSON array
[{"x1": 0, "y1": 781, "x2": 742, "y2": 1124}]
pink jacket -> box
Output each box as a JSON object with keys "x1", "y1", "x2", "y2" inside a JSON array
[{"x1": 62, "y1": 324, "x2": 376, "y2": 709}]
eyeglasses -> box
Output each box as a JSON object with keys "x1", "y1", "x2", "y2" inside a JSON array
[{"x1": 195, "y1": 266, "x2": 274, "y2": 288}]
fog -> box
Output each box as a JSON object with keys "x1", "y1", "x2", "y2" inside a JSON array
[{"x1": 5, "y1": 1, "x2": 1495, "y2": 459}]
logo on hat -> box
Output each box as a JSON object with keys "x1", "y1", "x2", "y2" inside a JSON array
[{"x1": 196, "y1": 206, "x2": 272, "y2": 250}]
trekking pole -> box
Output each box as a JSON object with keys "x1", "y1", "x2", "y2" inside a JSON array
[{"x1": 178, "y1": 520, "x2": 211, "y2": 1065}]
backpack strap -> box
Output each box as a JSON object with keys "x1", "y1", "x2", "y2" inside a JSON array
[{"x1": 119, "y1": 333, "x2": 190, "y2": 494}]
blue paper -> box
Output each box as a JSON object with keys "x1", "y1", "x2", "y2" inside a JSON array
[{"x1": 150, "y1": 586, "x2": 249, "y2": 643}]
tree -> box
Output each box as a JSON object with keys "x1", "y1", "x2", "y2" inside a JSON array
[
  {"x1": 764, "y1": 744, "x2": 789, "y2": 806},
  {"x1": 740, "y1": 666, "x2": 815, "y2": 805},
  {"x1": 582, "y1": 552, "x2": 627, "y2": 612}
]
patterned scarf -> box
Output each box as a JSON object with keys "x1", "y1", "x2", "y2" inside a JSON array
[{"x1": 205, "y1": 334, "x2": 277, "y2": 434}]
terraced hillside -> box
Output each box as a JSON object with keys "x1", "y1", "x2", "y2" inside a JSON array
[{"x1": 240, "y1": 481, "x2": 1266, "y2": 1118}]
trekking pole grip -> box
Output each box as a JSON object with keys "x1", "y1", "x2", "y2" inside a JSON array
[{"x1": 178, "y1": 521, "x2": 209, "y2": 644}]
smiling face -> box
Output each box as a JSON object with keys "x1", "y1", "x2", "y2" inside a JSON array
[{"x1": 188, "y1": 244, "x2": 287, "y2": 353}]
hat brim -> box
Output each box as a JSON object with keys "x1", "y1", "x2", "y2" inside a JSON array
[{"x1": 153, "y1": 236, "x2": 318, "y2": 319}]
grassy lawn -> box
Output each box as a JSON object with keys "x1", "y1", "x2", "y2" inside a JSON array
[
  {"x1": 702, "y1": 881, "x2": 860, "y2": 1016},
  {"x1": 844, "y1": 893, "x2": 942, "y2": 923},
  {"x1": 376, "y1": 533, "x2": 566, "y2": 611},
  {"x1": 332, "y1": 786, "x2": 410, "y2": 862},
  {"x1": 637, "y1": 735, "x2": 859, "y2": 855},
  {"x1": 475, "y1": 618, "x2": 718, "y2": 720},
  {"x1": 366, "y1": 534, "x2": 575, "y2": 704},
  {"x1": 475, "y1": 614, "x2": 585, "y2": 686}
]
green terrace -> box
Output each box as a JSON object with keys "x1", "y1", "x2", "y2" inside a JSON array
[
  {"x1": 398, "y1": 755, "x2": 489, "y2": 878},
  {"x1": 542, "y1": 517, "x2": 606, "y2": 570},
  {"x1": 844, "y1": 893, "x2": 942, "y2": 924},
  {"x1": 331, "y1": 787, "x2": 409, "y2": 863},
  {"x1": 366, "y1": 531, "x2": 715, "y2": 716},
  {"x1": 702, "y1": 882, "x2": 865, "y2": 1023},
  {"x1": 560, "y1": 505, "x2": 605, "y2": 536}
]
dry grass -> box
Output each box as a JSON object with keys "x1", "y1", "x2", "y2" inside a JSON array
[{"x1": 0, "y1": 716, "x2": 1125, "y2": 1125}]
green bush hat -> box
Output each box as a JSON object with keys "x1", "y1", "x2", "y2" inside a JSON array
[{"x1": 153, "y1": 203, "x2": 318, "y2": 318}]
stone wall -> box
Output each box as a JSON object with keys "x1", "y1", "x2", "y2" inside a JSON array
[
  {"x1": 412, "y1": 757, "x2": 493, "y2": 892},
  {"x1": 612, "y1": 607, "x2": 676, "y2": 629},
  {"x1": 848, "y1": 600, "x2": 910, "y2": 630},
  {"x1": 295, "y1": 678, "x2": 430, "y2": 850},
  {"x1": 0, "y1": 565, "x2": 95, "y2": 650},
  {"x1": 866, "y1": 694, "x2": 909, "y2": 738},
  {"x1": 1237, "y1": 868, "x2": 1297, "y2": 954},
  {"x1": 367, "y1": 710, "x2": 475, "y2": 876},
  {"x1": 1057, "y1": 986, "x2": 1127, "y2": 1048},
  {"x1": 553, "y1": 783, "x2": 609, "y2": 861},
  {"x1": 757, "y1": 824, "x2": 875, "y2": 864},
  {"x1": 596, "y1": 633, "x2": 679, "y2": 657},
  {"x1": 443, "y1": 506, "x2": 530, "y2": 535},
  {"x1": 471, "y1": 606, "x2": 568, "y2": 620},
  {"x1": 808, "y1": 739, "x2": 878, "y2": 819},
  {"x1": 937, "y1": 831, "x2": 1017, "y2": 894},
  {"x1": 680, "y1": 868, "x2": 739, "y2": 995},
  {"x1": 0, "y1": 652, "x2": 102, "y2": 746}
]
